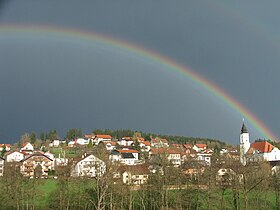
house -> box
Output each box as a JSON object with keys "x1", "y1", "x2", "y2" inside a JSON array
[
  {"x1": 0, "y1": 144, "x2": 12, "y2": 152},
  {"x1": 49, "y1": 139, "x2": 66, "y2": 147},
  {"x1": 196, "y1": 149, "x2": 213, "y2": 165},
  {"x1": 103, "y1": 141, "x2": 117, "y2": 151},
  {"x1": 0, "y1": 157, "x2": 4, "y2": 176},
  {"x1": 5, "y1": 151, "x2": 25, "y2": 162},
  {"x1": 94, "y1": 134, "x2": 112, "y2": 144},
  {"x1": 246, "y1": 141, "x2": 280, "y2": 162},
  {"x1": 68, "y1": 140, "x2": 76, "y2": 147},
  {"x1": 119, "y1": 137, "x2": 135, "y2": 147},
  {"x1": 110, "y1": 149, "x2": 140, "y2": 165},
  {"x1": 150, "y1": 148, "x2": 183, "y2": 166},
  {"x1": 71, "y1": 154, "x2": 106, "y2": 177},
  {"x1": 75, "y1": 138, "x2": 90, "y2": 146},
  {"x1": 139, "y1": 141, "x2": 151, "y2": 152},
  {"x1": 193, "y1": 144, "x2": 207, "y2": 152},
  {"x1": 84, "y1": 134, "x2": 95, "y2": 140},
  {"x1": 120, "y1": 164, "x2": 150, "y2": 185},
  {"x1": 150, "y1": 137, "x2": 169, "y2": 148},
  {"x1": 20, "y1": 153, "x2": 53, "y2": 177},
  {"x1": 20, "y1": 142, "x2": 34, "y2": 154}
]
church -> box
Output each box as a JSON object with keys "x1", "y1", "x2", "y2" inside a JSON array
[{"x1": 240, "y1": 122, "x2": 280, "y2": 165}]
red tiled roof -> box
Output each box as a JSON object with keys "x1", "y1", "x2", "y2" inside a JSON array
[
  {"x1": 195, "y1": 144, "x2": 207, "y2": 148},
  {"x1": 119, "y1": 164, "x2": 150, "y2": 174},
  {"x1": 96, "y1": 134, "x2": 112, "y2": 139},
  {"x1": 142, "y1": 141, "x2": 151, "y2": 146},
  {"x1": 183, "y1": 144, "x2": 192, "y2": 149},
  {"x1": 250, "y1": 141, "x2": 275, "y2": 153},
  {"x1": 117, "y1": 149, "x2": 139, "y2": 153},
  {"x1": 0, "y1": 144, "x2": 11, "y2": 148},
  {"x1": 103, "y1": 141, "x2": 117, "y2": 146},
  {"x1": 138, "y1": 137, "x2": 145, "y2": 142},
  {"x1": 22, "y1": 142, "x2": 33, "y2": 148}
]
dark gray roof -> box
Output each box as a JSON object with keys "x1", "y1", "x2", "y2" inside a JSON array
[
  {"x1": 241, "y1": 123, "x2": 248, "y2": 134},
  {"x1": 121, "y1": 153, "x2": 135, "y2": 159}
]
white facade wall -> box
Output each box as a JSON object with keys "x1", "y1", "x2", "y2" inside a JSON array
[
  {"x1": 76, "y1": 138, "x2": 89, "y2": 145},
  {"x1": 266, "y1": 148, "x2": 280, "y2": 161},
  {"x1": 21, "y1": 143, "x2": 34, "y2": 151},
  {"x1": 72, "y1": 155, "x2": 105, "y2": 177},
  {"x1": 6, "y1": 151, "x2": 24, "y2": 162},
  {"x1": 0, "y1": 158, "x2": 4, "y2": 176}
]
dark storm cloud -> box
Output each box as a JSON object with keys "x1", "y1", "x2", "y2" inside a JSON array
[{"x1": 0, "y1": 0, "x2": 280, "y2": 143}]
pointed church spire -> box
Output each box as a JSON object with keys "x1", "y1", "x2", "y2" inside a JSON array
[{"x1": 241, "y1": 121, "x2": 248, "y2": 134}]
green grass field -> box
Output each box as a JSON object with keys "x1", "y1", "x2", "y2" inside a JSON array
[{"x1": 35, "y1": 179, "x2": 58, "y2": 208}]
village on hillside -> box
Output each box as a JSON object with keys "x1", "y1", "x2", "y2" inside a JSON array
[{"x1": 0, "y1": 122, "x2": 280, "y2": 186}]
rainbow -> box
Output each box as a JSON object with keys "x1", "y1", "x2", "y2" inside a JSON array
[{"x1": 0, "y1": 24, "x2": 277, "y2": 141}]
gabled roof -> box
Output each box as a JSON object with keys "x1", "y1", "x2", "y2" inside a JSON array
[
  {"x1": 118, "y1": 149, "x2": 139, "y2": 153},
  {"x1": 21, "y1": 142, "x2": 34, "y2": 148},
  {"x1": 183, "y1": 144, "x2": 193, "y2": 149},
  {"x1": 0, "y1": 144, "x2": 12, "y2": 148},
  {"x1": 142, "y1": 141, "x2": 151, "y2": 146},
  {"x1": 119, "y1": 164, "x2": 150, "y2": 175},
  {"x1": 250, "y1": 141, "x2": 275, "y2": 153},
  {"x1": 95, "y1": 134, "x2": 112, "y2": 139},
  {"x1": 122, "y1": 137, "x2": 145, "y2": 142},
  {"x1": 103, "y1": 141, "x2": 117, "y2": 146},
  {"x1": 195, "y1": 144, "x2": 207, "y2": 148},
  {"x1": 21, "y1": 153, "x2": 53, "y2": 162}
]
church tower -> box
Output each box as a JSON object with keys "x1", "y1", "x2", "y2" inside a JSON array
[{"x1": 240, "y1": 121, "x2": 250, "y2": 165}]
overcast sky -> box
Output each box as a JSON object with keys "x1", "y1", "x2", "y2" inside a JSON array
[{"x1": 0, "y1": 1, "x2": 279, "y2": 144}]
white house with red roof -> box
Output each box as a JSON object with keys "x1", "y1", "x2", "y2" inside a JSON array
[
  {"x1": 94, "y1": 134, "x2": 112, "y2": 144},
  {"x1": 120, "y1": 164, "x2": 150, "y2": 185},
  {"x1": 103, "y1": 141, "x2": 117, "y2": 151},
  {"x1": 246, "y1": 141, "x2": 280, "y2": 162},
  {"x1": 20, "y1": 142, "x2": 34, "y2": 154},
  {"x1": 139, "y1": 141, "x2": 151, "y2": 152},
  {"x1": 0, "y1": 144, "x2": 12, "y2": 151},
  {"x1": 71, "y1": 154, "x2": 106, "y2": 177},
  {"x1": 5, "y1": 151, "x2": 25, "y2": 162},
  {"x1": 151, "y1": 137, "x2": 169, "y2": 148},
  {"x1": 193, "y1": 144, "x2": 207, "y2": 152},
  {"x1": 119, "y1": 137, "x2": 134, "y2": 147}
]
